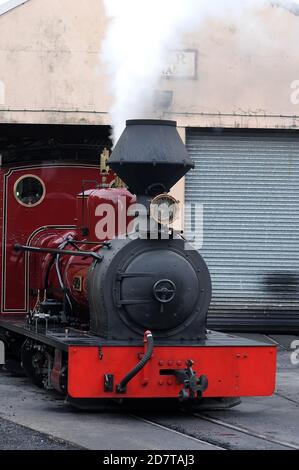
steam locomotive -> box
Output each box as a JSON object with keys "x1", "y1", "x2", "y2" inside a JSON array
[{"x1": 0, "y1": 120, "x2": 276, "y2": 408}]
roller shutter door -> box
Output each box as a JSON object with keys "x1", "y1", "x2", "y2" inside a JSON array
[{"x1": 185, "y1": 129, "x2": 299, "y2": 332}]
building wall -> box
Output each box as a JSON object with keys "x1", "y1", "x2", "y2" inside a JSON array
[
  {"x1": 164, "y1": 7, "x2": 299, "y2": 130},
  {"x1": 0, "y1": 0, "x2": 110, "y2": 125},
  {"x1": 0, "y1": 0, "x2": 298, "y2": 128}
]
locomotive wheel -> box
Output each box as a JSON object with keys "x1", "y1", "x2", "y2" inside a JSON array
[{"x1": 21, "y1": 339, "x2": 48, "y2": 388}]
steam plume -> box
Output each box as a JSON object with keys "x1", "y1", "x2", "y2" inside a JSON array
[{"x1": 101, "y1": 0, "x2": 297, "y2": 142}]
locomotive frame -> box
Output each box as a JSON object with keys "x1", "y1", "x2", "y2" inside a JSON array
[{"x1": 0, "y1": 120, "x2": 276, "y2": 408}]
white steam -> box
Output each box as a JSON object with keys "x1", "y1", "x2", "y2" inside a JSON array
[{"x1": 101, "y1": 0, "x2": 297, "y2": 142}]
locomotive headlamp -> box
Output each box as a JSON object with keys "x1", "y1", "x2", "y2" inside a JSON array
[{"x1": 150, "y1": 193, "x2": 179, "y2": 225}]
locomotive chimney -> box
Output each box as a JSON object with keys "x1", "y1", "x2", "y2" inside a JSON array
[{"x1": 108, "y1": 119, "x2": 194, "y2": 197}]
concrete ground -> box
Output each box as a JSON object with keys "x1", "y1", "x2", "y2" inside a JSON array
[
  {"x1": 0, "y1": 417, "x2": 78, "y2": 450},
  {"x1": 0, "y1": 334, "x2": 298, "y2": 450}
]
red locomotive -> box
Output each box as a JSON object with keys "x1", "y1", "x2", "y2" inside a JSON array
[{"x1": 0, "y1": 120, "x2": 276, "y2": 408}]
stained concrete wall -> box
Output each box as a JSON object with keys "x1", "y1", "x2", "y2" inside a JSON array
[
  {"x1": 0, "y1": 0, "x2": 109, "y2": 125},
  {"x1": 0, "y1": 0, "x2": 298, "y2": 128}
]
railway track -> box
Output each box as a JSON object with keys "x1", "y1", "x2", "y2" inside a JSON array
[
  {"x1": 133, "y1": 405, "x2": 299, "y2": 451},
  {"x1": 131, "y1": 415, "x2": 226, "y2": 450},
  {"x1": 275, "y1": 391, "x2": 299, "y2": 406},
  {"x1": 192, "y1": 413, "x2": 299, "y2": 450}
]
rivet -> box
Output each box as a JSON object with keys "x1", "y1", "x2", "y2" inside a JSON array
[
  {"x1": 167, "y1": 379, "x2": 173, "y2": 385},
  {"x1": 159, "y1": 360, "x2": 164, "y2": 366},
  {"x1": 158, "y1": 380, "x2": 164, "y2": 386},
  {"x1": 168, "y1": 360, "x2": 173, "y2": 366},
  {"x1": 177, "y1": 360, "x2": 182, "y2": 366}
]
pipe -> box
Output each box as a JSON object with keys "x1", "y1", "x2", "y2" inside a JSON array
[
  {"x1": 116, "y1": 331, "x2": 154, "y2": 394},
  {"x1": 55, "y1": 253, "x2": 73, "y2": 314},
  {"x1": 14, "y1": 243, "x2": 103, "y2": 261}
]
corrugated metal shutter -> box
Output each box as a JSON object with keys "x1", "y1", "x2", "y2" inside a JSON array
[{"x1": 185, "y1": 128, "x2": 299, "y2": 332}]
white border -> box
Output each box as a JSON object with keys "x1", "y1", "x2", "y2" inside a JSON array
[{"x1": 0, "y1": 0, "x2": 30, "y2": 16}]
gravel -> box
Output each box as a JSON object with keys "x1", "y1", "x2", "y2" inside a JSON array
[{"x1": 0, "y1": 417, "x2": 79, "y2": 450}]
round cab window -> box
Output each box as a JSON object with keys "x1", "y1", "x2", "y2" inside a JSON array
[{"x1": 14, "y1": 176, "x2": 45, "y2": 207}]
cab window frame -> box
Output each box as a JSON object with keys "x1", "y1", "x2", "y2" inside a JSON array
[{"x1": 13, "y1": 174, "x2": 46, "y2": 208}]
